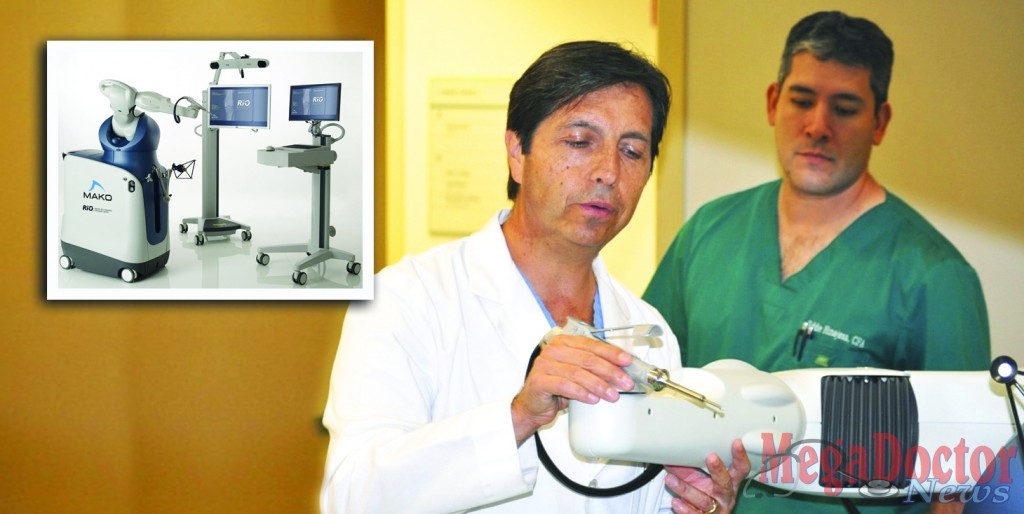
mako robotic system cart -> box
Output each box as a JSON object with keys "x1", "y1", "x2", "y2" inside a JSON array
[
  {"x1": 255, "y1": 82, "x2": 361, "y2": 286},
  {"x1": 59, "y1": 79, "x2": 201, "y2": 283},
  {"x1": 179, "y1": 52, "x2": 270, "y2": 246}
]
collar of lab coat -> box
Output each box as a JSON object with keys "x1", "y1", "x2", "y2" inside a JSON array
[{"x1": 464, "y1": 209, "x2": 648, "y2": 484}]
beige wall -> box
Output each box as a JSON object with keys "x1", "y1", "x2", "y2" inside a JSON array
[
  {"x1": 2, "y1": 2, "x2": 384, "y2": 513},
  {"x1": 387, "y1": 0, "x2": 662, "y2": 295},
  {"x1": 683, "y1": 0, "x2": 1024, "y2": 359}
]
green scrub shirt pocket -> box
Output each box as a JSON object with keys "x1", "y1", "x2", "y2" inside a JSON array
[{"x1": 800, "y1": 337, "x2": 874, "y2": 368}]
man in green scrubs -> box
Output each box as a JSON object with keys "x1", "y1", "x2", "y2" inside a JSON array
[{"x1": 644, "y1": 11, "x2": 990, "y2": 514}]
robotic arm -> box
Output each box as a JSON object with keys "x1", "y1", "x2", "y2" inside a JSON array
[
  {"x1": 98, "y1": 79, "x2": 203, "y2": 140},
  {"x1": 555, "y1": 320, "x2": 1021, "y2": 500}
]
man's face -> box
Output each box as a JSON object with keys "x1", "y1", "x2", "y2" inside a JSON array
[
  {"x1": 767, "y1": 52, "x2": 892, "y2": 197},
  {"x1": 506, "y1": 83, "x2": 653, "y2": 250}
]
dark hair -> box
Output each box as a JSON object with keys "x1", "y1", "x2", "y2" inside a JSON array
[
  {"x1": 778, "y1": 11, "x2": 894, "y2": 113},
  {"x1": 505, "y1": 40, "x2": 670, "y2": 200}
]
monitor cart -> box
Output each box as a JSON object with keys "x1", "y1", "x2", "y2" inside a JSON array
[
  {"x1": 255, "y1": 120, "x2": 360, "y2": 285},
  {"x1": 179, "y1": 52, "x2": 269, "y2": 245}
]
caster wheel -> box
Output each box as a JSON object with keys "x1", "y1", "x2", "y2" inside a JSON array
[
  {"x1": 59, "y1": 255, "x2": 75, "y2": 270},
  {"x1": 179, "y1": 223, "x2": 188, "y2": 234},
  {"x1": 120, "y1": 268, "x2": 138, "y2": 283},
  {"x1": 257, "y1": 252, "x2": 270, "y2": 266},
  {"x1": 329, "y1": 226, "x2": 337, "y2": 237},
  {"x1": 292, "y1": 271, "x2": 308, "y2": 286},
  {"x1": 241, "y1": 230, "x2": 251, "y2": 242},
  {"x1": 346, "y1": 261, "x2": 361, "y2": 275},
  {"x1": 194, "y1": 234, "x2": 205, "y2": 246}
]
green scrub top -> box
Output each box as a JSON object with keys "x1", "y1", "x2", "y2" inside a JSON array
[{"x1": 644, "y1": 180, "x2": 991, "y2": 513}]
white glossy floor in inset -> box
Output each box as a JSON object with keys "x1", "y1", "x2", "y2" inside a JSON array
[{"x1": 52, "y1": 213, "x2": 367, "y2": 300}]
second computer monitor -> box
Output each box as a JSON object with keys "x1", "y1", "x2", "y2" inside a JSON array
[{"x1": 289, "y1": 83, "x2": 341, "y2": 122}]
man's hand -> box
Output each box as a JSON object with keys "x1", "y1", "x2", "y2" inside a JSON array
[
  {"x1": 665, "y1": 439, "x2": 751, "y2": 514},
  {"x1": 929, "y1": 500, "x2": 965, "y2": 514},
  {"x1": 511, "y1": 334, "x2": 635, "y2": 445}
]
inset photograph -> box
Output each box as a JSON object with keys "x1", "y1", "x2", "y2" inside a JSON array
[{"x1": 46, "y1": 40, "x2": 374, "y2": 300}]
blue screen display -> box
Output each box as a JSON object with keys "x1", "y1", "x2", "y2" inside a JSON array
[
  {"x1": 289, "y1": 83, "x2": 341, "y2": 122},
  {"x1": 208, "y1": 85, "x2": 271, "y2": 129}
]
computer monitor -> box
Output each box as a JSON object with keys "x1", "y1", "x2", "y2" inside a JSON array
[
  {"x1": 208, "y1": 84, "x2": 272, "y2": 129},
  {"x1": 288, "y1": 83, "x2": 341, "y2": 122}
]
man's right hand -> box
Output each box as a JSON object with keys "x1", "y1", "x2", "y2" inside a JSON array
[{"x1": 511, "y1": 334, "x2": 636, "y2": 446}]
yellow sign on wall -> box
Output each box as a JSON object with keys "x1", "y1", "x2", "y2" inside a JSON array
[{"x1": 428, "y1": 78, "x2": 512, "y2": 235}]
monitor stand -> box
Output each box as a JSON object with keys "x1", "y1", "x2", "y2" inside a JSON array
[
  {"x1": 179, "y1": 87, "x2": 253, "y2": 246},
  {"x1": 254, "y1": 121, "x2": 360, "y2": 285}
]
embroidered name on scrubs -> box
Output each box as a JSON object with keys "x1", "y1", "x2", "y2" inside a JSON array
[{"x1": 805, "y1": 320, "x2": 867, "y2": 349}]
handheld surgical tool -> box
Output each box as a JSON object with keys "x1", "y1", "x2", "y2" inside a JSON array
[{"x1": 543, "y1": 317, "x2": 722, "y2": 411}]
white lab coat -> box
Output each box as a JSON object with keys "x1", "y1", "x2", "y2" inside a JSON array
[{"x1": 321, "y1": 210, "x2": 680, "y2": 513}]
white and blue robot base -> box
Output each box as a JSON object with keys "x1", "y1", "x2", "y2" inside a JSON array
[{"x1": 59, "y1": 79, "x2": 201, "y2": 283}]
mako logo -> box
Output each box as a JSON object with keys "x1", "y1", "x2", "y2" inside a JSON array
[{"x1": 83, "y1": 180, "x2": 113, "y2": 201}]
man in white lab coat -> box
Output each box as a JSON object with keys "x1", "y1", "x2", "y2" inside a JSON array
[{"x1": 320, "y1": 41, "x2": 749, "y2": 514}]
